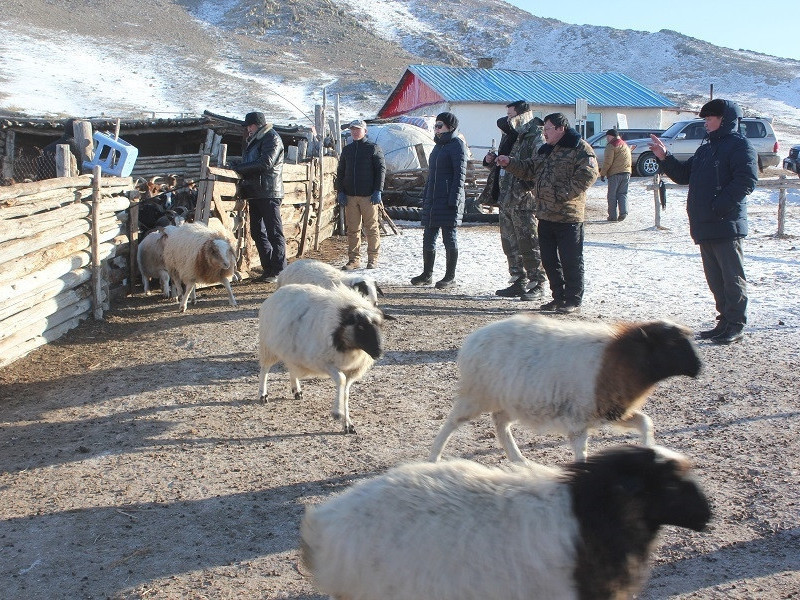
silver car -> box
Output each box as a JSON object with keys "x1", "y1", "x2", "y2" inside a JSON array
[
  {"x1": 586, "y1": 128, "x2": 664, "y2": 167},
  {"x1": 628, "y1": 117, "x2": 781, "y2": 176}
]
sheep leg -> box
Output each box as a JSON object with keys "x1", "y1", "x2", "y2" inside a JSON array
[
  {"x1": 428, "y1": 399, "x2": 479, "y2": 462},
  {"x1": 141, "y1": 274, "x2": 151, "y2": 295},
  {"x1": 616, "y1": 410, "x2": 655, "y2": 447},
  {"x1": 221, "y1": 278, "x2": 238, "y2": 308},
  {"x1": 159, "y1": 272, "x2": 171, "y2": 299},
  {"x1": 327, "y1": 369, "x2": 355, "y2": 434},
  {"x1": 568, "y1": 431, "x2": 590, "y2": 462},
  {"x1": 288, "y1": 369, "x2": 303, "y2": 400},
  {"x1": 178, "y1": 282, "x2": 193, "y2": 312},
  {"x1": 257, "y1": 361, "x2": 275, "y2": 403},
  {"x1": 492, "y1": 411, "x2": 529, "y2": 464}
]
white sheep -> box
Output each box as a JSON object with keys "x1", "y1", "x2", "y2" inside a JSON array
[
  {"x1": 277, "y1": 258, "x2": 383, "y2": 305},
  {"x1": 136, "y1": 228, "x2": 171, "y2": 298},
  {"x1": 162, "y1": 221, "x2": 238, "y2": 312},
  {"x1": 429, "y1": 313, "x2": 701, "y2": 463},
  {"x1": 300, "y1": 445, "x2": 711, "y2": 600},
  {"x1": 258, "y1": 283, "x2": 388, "y2": 433}
]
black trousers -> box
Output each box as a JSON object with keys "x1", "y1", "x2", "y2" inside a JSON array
[
  {"x1": 699, "y1": 238, "x2": 747, "y2": 325},
  {"x1": 249, "y1": 197, "x2": 287, "y2": 276},
  {"x1": 537, "y1": 219, "x2": 585, "y2": 305}
]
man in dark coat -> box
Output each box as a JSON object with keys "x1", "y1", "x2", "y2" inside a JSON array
[
  {"x1": 411, "y1": 112, "x2": 467, "y2": 289},
  {"x1": 336, "y1": 119, "x2": 386, "y2": 270},
  {"x1": 233, "y1": 111, "x2": 286, "y2": 282},
  {"x1": 35, "y1": 118, "x2": 82, "y2": 180},
  {"x1": 649, "y1": 98, "x2": 758, "y2": 344}
]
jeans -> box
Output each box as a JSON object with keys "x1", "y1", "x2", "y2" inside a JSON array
[
  {"x1": 422, "y1": 226, "x2": 458, "y2": 252},
  {"x1": 537, "y1": 219, "x2": 584, "y2": 305},
  {"x1": 249, "y1": 197, "x2": 287, "y2": 275},
  {"x1": 607, "y1": 172, "x2": 630, "y2": 219}
]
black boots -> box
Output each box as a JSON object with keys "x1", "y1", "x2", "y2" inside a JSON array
[
  {"x1": 435, "y1": 249, "x2": 458, "y2": 289},
  {"x1": 495, "y1": 277, "x2": 527, "y2": 297},
  {"x1": 410, "y1": 250, "x2": 436, "y2": 286}
]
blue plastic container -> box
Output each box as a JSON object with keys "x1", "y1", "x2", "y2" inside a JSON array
[{"x1": 82, "y1": 131, "x2": 139, "y2": 177}]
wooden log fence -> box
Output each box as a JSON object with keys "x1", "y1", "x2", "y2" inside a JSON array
[{"x1": 0, "y1": 174, "x2": 132, "y2": 366}]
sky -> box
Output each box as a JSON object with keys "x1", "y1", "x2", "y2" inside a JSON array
[{"x1": 505, "y1": 1, "x2": 800, "y2": 61}]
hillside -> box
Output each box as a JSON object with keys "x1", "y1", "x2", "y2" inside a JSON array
[{"x1": 2, "y1": 0, "x2": 799, "y2": 138}]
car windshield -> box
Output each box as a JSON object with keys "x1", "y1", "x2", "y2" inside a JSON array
[{"x1": 659, "y1": 121, "x2": 693, "y2": 139}]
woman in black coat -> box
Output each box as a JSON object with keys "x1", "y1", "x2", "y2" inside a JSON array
[{"x1": 410, "y1": 112, "x2": 467, "y2": 289}]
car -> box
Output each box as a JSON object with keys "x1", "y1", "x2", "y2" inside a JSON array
[
  {"x1": 586, "y1": 128, "x2": 664, "y2": 166},
  {"x1": 783, "y1": 144, "x2": 800, "y2": 175},
  {"x1": 627, "y1": 117, "x2": 781, "y2": 177}
]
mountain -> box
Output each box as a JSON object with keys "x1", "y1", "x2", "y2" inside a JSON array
[{"x1": 2, "y1": 0, "x2": 799, "y2": 139}]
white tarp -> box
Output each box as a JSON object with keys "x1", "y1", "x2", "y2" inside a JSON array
[{"x1": 347, "y1": 122, "x2": 435, "y2": 173}]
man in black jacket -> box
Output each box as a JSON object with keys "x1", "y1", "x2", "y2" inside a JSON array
[
  {"x1": 233, "y1": 111, "x2": 286, "y2": 282},
  {"x1": 336, "y1": 119, "x2": 386, "y2": 270}
]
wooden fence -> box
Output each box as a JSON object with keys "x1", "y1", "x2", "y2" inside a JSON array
[{"x1": 0, "y1": 173, "x2": 132, "y2": 367}]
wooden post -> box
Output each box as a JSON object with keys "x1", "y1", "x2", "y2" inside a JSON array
[
  {"x1": 210, "y1": 133, "x2": 222, "y2": 162},
  {"x1": 314, "y1": 92, "x2": 326, "y2": 251},
  {"x1": 194, "y1": 154, "x2": 212, "y2": 223},
  {"x1": 203, "y1": 129, "x2": 215, "y2": 155},
  {"x1": 74, "y1": 120, "x2": 94, "y2": 173},
  {"x1": 128, "y1": 191, "x2": 140, "y2": 295},
  {"x1": 297, "y1": 137, "x2": 308, "y2": 161},
  {"x1": 334, "y1": 93, "x2": 342, "y2": 157},
  {"x1": 2, "y1": 130, "x2": 16, "y2": 179},
  {"x1": 218, "y1": 143, "x2": 227, "y2": 168},
  {"x1": 91, "y1": 165, "x2": 104, "y2": 319},
  {"x1": 777, "y1": 174, "x2": 787, "y2": 237},
  {"x1": 55, "y1": 144, "x2": 71, "y2": 178},
  {"x1": 415, "y1": 143, "x2": 429, "y2": 169},
  {"x1": 298, "y1": 161, "x2": 314, "y2": 257},
  {"x1": 653, "y1": 174, "x2": 662, "y2": 229}
]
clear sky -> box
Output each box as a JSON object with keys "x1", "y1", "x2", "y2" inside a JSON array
[{"x1": 504, "y1": 1, "x2": 800, "y2": 61}]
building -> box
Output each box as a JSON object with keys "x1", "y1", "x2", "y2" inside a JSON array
[{"x1": 377, "y1": 65, "x2": 678, "y2": 153}]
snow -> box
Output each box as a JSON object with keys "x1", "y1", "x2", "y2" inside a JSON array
[{"x1": 366, "y1": 178, "x2": 800, "y2": 331}]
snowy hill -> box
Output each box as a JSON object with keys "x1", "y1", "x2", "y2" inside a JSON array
[{"x1": 1, "y1": 0, "x2": 798, "y2": 142}]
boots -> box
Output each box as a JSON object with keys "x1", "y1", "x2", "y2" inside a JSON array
[
  {"x1": 410, "y1": 250, "x2": 435, "y2": 285},
  {"x1": 435, "y1": 249, "x2": 458, "y2": 289}
]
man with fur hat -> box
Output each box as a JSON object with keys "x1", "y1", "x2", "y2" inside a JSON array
[
  {"x1": 336, "y1": 119, "x2": 386, "y2": 270},
  {"x1": 233, "y1": 111, "x2": 286, "y2": 283},
  {"x1": 648, "y1": 98, "x2": 758, "y2": 344},
  {"x1": 497, "y1": 112, "x2": 599, "y2": 314}
]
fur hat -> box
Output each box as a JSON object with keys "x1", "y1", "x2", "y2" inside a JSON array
[
  {"x1": 508, "y1": 100, "x2": 530, "y2": 115},
  {"x1": 606, "y1": 128, "x2": 619, "y2": 138},
  {"x1": 436, "y1": 112, "x2": 459, "y2": 131},
  {"x1": 243, "y1": 111, "x2": 267, "y2": 127},
  {"x1": 699, "y1": 99, "x2": 726, "y2": 118},
  {"x1": 348, "y1": 119, "x2": 367, "y2": 130}
]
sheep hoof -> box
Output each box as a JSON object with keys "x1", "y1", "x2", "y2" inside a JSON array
[
  {"x1": 344, "y1": 423, "x2": 356, "y2": 434},
  {"x1": 259, "y1": 395, "x2": 268, "y2": 404},
  {"x1": 294, "y1": 391, "x2": 303, "y2": 400}
]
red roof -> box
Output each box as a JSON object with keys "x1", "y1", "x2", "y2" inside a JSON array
[{"x1": 377, "y1": 69, "x2": 445, "y2": 119}]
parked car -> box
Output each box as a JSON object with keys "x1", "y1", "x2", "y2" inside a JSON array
[
  {"x1": 586, "y1": 128, "x2": 664, "y2": 166},
  {"x1": 783, "y1": 144, "x2": 800, "y2": 175},
  {"x1": 627, "y1": 117, "x2": 781, "y2": 176}
]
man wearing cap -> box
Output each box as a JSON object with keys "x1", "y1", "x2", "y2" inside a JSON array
[
  {"x1": 599, "y1": 128, "x2": 632, "y2": 221},
  {"x1": 648, "y1": 98, "x2": 758, "y2": 344},
  {"x1": 336, "y1": 119, "x2": 386, "y2": 270},
  {"x1": 233, "y1": 111, "x2": 286, "y2": 283}
]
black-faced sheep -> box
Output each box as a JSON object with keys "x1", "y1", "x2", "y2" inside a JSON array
[
  {"x1": 162, "y1": 221, "x2": 238, "y2": 313},
  {"x1": 258, "y1": 283, "x2": 388, "y2": 434},
  {"x1": 429, "y1": 314, "x2": 701, "y2": 463},
  {"x1": 136, "y1": 228, "x2": 171, "y2": 298},
  {"x1": 300, "y1": 445, "x2": 711, "y2": 600},
  {"x1": 276, "y1": 258, "x2": 383, "y2": 305}
]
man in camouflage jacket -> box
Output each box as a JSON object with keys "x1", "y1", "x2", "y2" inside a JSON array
[
  {"x1": 494, "y1": 104, "x2": 547, "y2": 300},
  {"x1": 497, "y1": 112, "x2": 599, "y2": 313}
]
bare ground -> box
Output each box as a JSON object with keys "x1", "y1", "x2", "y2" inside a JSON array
[{"x1": 1, "y1": 226, "x2": 799, "y2": 599}]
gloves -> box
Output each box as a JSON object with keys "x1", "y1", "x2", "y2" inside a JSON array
[
  {"x1": 370, "y1": 191, "x2": 382, "y2": 205},
  {"x1": 337, "y1": 192, "x2": 347, "y2": 206}
]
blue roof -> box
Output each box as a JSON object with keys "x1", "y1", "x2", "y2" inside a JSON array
[{"x1": 409, "y1": 65, "x2": 676, "y2": 108}]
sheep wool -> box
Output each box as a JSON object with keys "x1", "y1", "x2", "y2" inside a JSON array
[
  {"x1": 258, "y1": 283, "x2": 386, "y2": 433},
  {"x1": 277, "y1": 258, "x2": 383, "y2": 305},
  {"x1": 300, "y1": 446, "x2": 711, "y2": 600},
  {"x1": 430, "y1": 313, "x2": 701, "y2": 462},
  {"x1": 136, "y1": 228, "x2": 171, "y2": 298}
]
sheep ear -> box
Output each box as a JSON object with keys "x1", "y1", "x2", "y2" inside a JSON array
[{"x1": 375, "y1": 284, "x2": 385, "y2": 297}]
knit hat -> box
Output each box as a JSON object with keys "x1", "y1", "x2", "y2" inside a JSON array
[
  {"x1": 436, "y1": 112, "x2": 458, "y2": 131},
  {"x1": 606, "y1": 128, "x2": 619, "y2": 138},
  {"x1": 699, "y1": 99, "x2": 726, "y2": 118},
  {"x1": 243, "y1": 111, "x2": 267, "y2": 127}
]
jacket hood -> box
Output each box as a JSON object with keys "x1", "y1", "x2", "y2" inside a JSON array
[
  {"x1": 247, "y1": 123, "x2": 274, "y2": 145},
  {"x1": 496, "y1": 117, "x2": 515, "y2": 136},
  {"x1": 509, "y1": 111, "x2": 535, "y2": 133},
  {"x1": 712, "y1": 99, "x2": 742, "y2": 139}
]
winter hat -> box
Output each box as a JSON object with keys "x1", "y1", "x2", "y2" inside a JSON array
[
  {"x1": 508, "y1": 100, "x2": 530, "y2": 115},
  {"x1": 243, "y1": 111, "x2": 267, "y2": 127},
  {"x1": 699, "y1": 99, "x2": 726, "y2": 118},
  {"x1": 436, "y1": 112, "x2": 458, "y2": 131},
  {"x1": 606, "y1": 128, "x2": 619, "y2": 138},
  {"x1": 348, "y1": 119, "x2": 367, "y2": 130}
]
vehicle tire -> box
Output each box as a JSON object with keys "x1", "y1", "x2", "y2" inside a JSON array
[
  {"x1": 636, "y1": 152, "x2": 661, "y2": 177},
  {"x1": 383, "y1": 205, "x2": 499, "y2": 223}
]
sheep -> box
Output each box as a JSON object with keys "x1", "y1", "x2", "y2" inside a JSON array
[
  {"x1": 300, "y1": 445, "x2": 712, "y2": 600},
  {"x1": 162, "y1": 221, "x2": 238, "y2": 312},
  {"x1": 258, "y1": 283, "x2": 388, "y2": 433},
  {"x1": 136, "y1": 228, "x2": 172, "y2": 298},
  {"x1": 276, "y1": 258, "x2": 384, "y2": 305},
  {"x1": 429, "y1": 313, "x2": 701, "y2": 463}
]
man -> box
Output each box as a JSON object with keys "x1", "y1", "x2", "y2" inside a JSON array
[
  {"x1": 233, "y1": 111, "x2": 286, "y2": 283},
  {"x1": 599, "y1": 128, "x2": 632, "y2": 221},
  {"x1": 497, "y1": 112, "x2": 598, "y2": 314},
  {"x1": 336, "y1": 119, "x2": 386, "y2": 270},
  {"x1": 648, "y1": 98, "x2": 757, "y2": 344}
]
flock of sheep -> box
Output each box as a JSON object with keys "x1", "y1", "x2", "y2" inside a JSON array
[{"x1": 135, "y1": 234, "x2": 712, "y2": 599}]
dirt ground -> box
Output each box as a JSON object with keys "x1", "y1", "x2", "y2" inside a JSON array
[{"x1": 1, "y1": 222, "x2": 799, "y2": 599}]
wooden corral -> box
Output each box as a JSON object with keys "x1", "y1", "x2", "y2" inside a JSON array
[{"x1": 0, "y1": 174, "x2": 132, "y2": 367}]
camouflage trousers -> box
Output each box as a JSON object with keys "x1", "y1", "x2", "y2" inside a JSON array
[
  {"x1": 499, "y1": 206, "x2": 523, "y2": 279},
  {"x1": 507, "y1": 206, "x2": 546, "y2": 285}
]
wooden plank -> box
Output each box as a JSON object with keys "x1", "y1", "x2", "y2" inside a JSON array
[
  {"x1": 213, "y1": 181, "x2": 238, "y2": 198},
  {"x1": 0, "y1": 312, "x2": 88, "y2": 368},
  {"x1": 0, "y1": 296, "x2": 93, "y2": 359},
  {"x1": 91, "y1": 166, "x2": 103, "y2": 319},
  {"x1": 0, "y1": 276, "x2": 92, "y2": 337},
  {"x1": 0, "y1": 234, "x2": 90, "y2": 286},
  {"x1": 0, "y1": 202, "x2": 90, "y2": 244}
]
